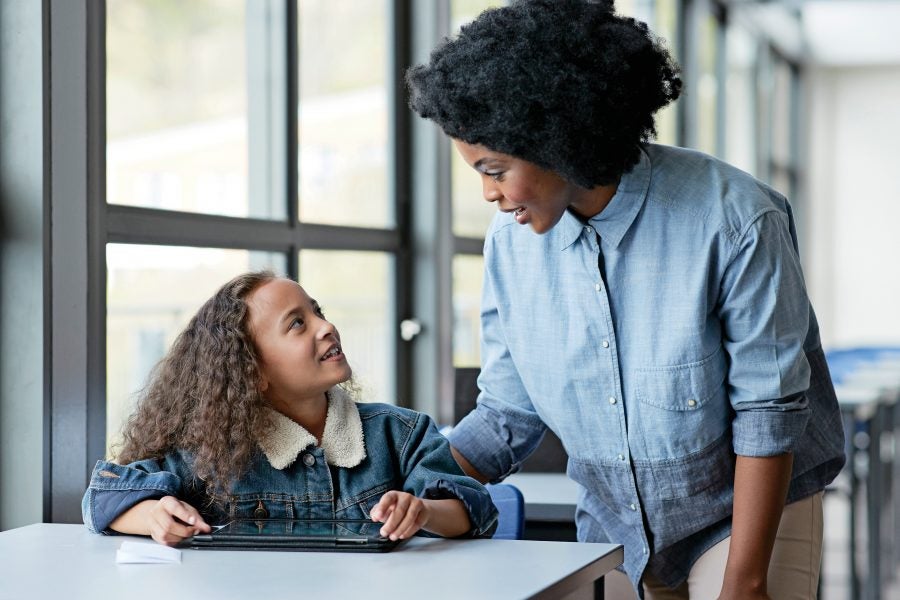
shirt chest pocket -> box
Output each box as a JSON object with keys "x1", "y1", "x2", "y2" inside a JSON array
[{"x1": 634, "y1": 347, "x2": 730, "y2": 456}]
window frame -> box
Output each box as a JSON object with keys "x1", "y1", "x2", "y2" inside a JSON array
[{"x1": 45, "y1": 0, "x2": 418, "y2": 523}]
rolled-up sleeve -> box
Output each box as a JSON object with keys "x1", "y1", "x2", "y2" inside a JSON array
[
  {"x1": 82, "y1": 459, "x2": 183, "y2": 534},
  {"x1": 447, "y1": 232, "x2": 549, "y2": 481},
  {"x1": 400, "y1": 414, "x2": 498, "y2": 537},
  {"x1": 718, "y1": 208, "x2": 811, "y2": 457}
]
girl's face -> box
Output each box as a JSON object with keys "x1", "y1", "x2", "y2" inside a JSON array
[
  {"x1": 453, "y1": 140, "x2": 607, "y2": 234},
  {"x1": 247, "y1": 278, "x2": 351, "y2": 406}
]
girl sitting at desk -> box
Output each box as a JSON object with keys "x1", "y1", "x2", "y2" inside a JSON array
[{"x1": 82, "y1": 271, "x2": 497, "y2": 546}]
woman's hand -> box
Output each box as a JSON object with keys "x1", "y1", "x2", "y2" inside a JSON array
[
  {"x1": 110, "y1": 496, "x2": 211, "y2": 546},
  {"x1": 370, "y1": 491, "x2": 429, "y2": 540},
  {"x1": 717, "y1": 584, "x2": 771, "y2": 600}
]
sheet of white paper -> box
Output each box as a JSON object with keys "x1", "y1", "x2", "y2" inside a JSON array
[{"x1": 115, "y1": 540, "x2": 182, "y2": 564}]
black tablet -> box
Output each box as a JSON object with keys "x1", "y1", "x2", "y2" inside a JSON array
[{"x1": 187, "y1": 518, "x2": 404, "y2": 553}]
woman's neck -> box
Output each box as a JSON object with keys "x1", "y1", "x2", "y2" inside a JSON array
[{"x1": 569, "y1": 182, "x2": 619, "y2": 220}]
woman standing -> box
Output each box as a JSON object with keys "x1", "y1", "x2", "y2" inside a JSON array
[{"x1": 407, "y1": 1, "x2": 845, "y2": 598}]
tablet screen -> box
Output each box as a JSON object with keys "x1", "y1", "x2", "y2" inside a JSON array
[{"x1": 214, "y1": 519, "x2": 385, "y2": 540}]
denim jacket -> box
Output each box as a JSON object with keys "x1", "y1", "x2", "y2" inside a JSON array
[{"x1": 83, "y1": 388, "x2": 498, "y2": 537}]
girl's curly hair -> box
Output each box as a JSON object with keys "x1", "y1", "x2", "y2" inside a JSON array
[
  {"x1": 115, "y1": 270, "x2": 278, "y2": 496},
  {"x1": 407, "y1": 0, "x2": 682, "y2": 187}
]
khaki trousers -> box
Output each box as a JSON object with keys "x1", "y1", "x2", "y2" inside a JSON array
[{"x1": 605, "y1": 492, "x2": 824, "y2": 600}]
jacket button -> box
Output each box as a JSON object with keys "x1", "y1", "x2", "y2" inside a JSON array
[
  {"x1": 253, "y1": 500, "x2": 269, "y2": 519},
  {"x1": 302, "y1": 453, "x2": 316, "y2": 467}
]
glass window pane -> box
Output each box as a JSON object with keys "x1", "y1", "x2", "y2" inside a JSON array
[
  {"x1": 696, "y1": 13, "x2": 720, "y2": 155},
  {"x1": 106, "y1": 1, "x2": 283, "y2": 219},
  {"x1": 453, "y1": 255, "x2": 485, "y2": 368},
  {"x1": 618, "y1": 0, "x2": 679, "y2": 146},
  {"x1": 725, "y1": 25, "x2": 757, "y2": 175},
  {"x1": 450, "y1": 0, "x2": 507, "y2": 238},
  {"x1": 651, "y1": 0, "x2": 679, "y2": 145},
  {"x1": 451, "y1": 0, "x2": 505, "y2": 29},
  {"x1": 298, "y1": 1, "x2": 390, "y2": 228},
  {"x1": 106, "y1": 244, "x2": 286, "y2": 452},
  {"x1": 299, "y1": 251, "x2": 395, "y2": 404},
  {"x1": 452, "y1": 150, "x2": 499, "y2": 238}
]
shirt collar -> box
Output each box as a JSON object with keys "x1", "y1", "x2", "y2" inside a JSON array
[
  {"x1": 257, "y1": 386, "x2": 366, "y2": 470},
  {"x1": 556, "y1": 145, "x2": 652, "y2": 251}
]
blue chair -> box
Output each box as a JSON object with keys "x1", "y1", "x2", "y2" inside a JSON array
[{"x1": 487, "y1": 483, "x2": 525, "y2": 540}]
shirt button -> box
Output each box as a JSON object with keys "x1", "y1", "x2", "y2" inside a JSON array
[
  {"x1": 602, "y1": 340, "x2": 610, "y2": 348},
  {"x1": 584, "y1": 225, "x2": 592, "y2": 232},
  {"x1": 643, "y1": 547, "x2": 648, "y2": 554},
  {"x1": 687, "y1": 399, "x2": 697, "y2": 407},
  {"x1": 595, "y1": 283, "x2": 602, "y2": 292},
  {"x1": 630, "y1": 503, "x2": 637, "y2": 511},
  {"x1": 617, "y1": 454, "x2": 625, "y2": 461},
  {"x1": 608, "y1": 397, "x2": 617, "y2": 405},
  {"x1": 302, "y1": 453, "x2": 316, "y2": 467}
]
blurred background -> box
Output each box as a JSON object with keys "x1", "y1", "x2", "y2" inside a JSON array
[{"x1": 2, "y1": 1, "x2": 899, "y2": 597}]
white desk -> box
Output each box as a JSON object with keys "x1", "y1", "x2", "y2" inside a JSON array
[{"x1": 0, "y1": 524, "x2": 622, "y2": 600}]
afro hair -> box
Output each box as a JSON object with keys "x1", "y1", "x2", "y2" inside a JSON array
[{"x1": 406, "y1": 0, "x2": 682, "y2": 187}]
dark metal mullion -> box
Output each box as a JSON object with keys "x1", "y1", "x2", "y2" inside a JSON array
[
  {"x1": 107, "y1": 205, "x2": 400, "y2": 252},
  {"x1": 107, "y1": 205, "x2": 296, "y2": 251},
  {"x1": 86, "y1": 0, "x2": 107, "y2": 487},
  {"x1": 41, "y1": 0, "x2": 53, "y2": 523},
  {"x1": 48, "y1": 0, "x2": 99, "y2": 523},
  {"x1": 286, "y1": 0, "x2": 299, "y2": 280},
  {"x1": 434, "y1": 0, "x2": 454, "y2": 425},
  {"x1": 453, "y1": 236, "x2": 484, "y2": 256},
  {"x1": 714, "y1": 2, "x2": 728, "y2": 159},
  {"x1": 391, "y1": 0, "x2": 413, "y2": 408},
  {"x1": 294, "y1": 223, "x2": 400, "y2": 251}
]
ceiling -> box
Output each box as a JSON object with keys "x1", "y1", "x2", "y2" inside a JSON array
[{"x1": 801, "y1": 1, "x2": 900, "y2": 65}]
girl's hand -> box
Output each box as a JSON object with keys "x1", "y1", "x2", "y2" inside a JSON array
[
  {"x1": 146, "y1": 496, "x2": 211, "y2": 546},
  {"x1": 370, "y1": 491, "x2": 430, "y2": 540}
]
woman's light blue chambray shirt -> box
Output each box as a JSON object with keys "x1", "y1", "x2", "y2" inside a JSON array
[
  {"x1": 83, "y1": 390, "x2": 497, "y2": 538},
  {"x1": 448, "y1": 143, "x2": 845, "y2": 593}
]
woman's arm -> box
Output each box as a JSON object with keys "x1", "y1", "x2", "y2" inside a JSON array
[
  {"x1": 719, "y1": 453, "x2": 793, "y2": 599},
  {"x1": 450, "y1": 446, "x2": 490, "y2": 484}
]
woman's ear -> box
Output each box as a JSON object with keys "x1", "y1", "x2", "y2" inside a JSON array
[{"x1": 259, "y1": 374, "x2": 269, "y2": 393}]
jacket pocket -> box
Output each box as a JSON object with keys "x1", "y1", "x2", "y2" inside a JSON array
[{"x1": 224, "y1": 493, "x2": 295, "y2": 520}]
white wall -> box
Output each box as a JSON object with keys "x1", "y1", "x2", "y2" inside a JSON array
[
  {"x1": 1, "y1": 0, "x2": 46, "y2": 529},
  {"x1": 807, "y1": 66, "x2": 900, "y2": 348}
]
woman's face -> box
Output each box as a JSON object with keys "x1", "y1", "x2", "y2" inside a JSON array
[
  {"x1": 453, "y1": 140, "x2": 585, "y2": 234},
  {"x1": 247, "y1": 278, "x2": 352, "y2": 406}
]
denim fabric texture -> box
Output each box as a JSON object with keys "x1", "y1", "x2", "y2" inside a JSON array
[
  {"x1": 83, "y1": 401, "x2": 498, "y2": 539},
  {"x1": 448, "y1": 143, "x2": 845, "y2": 593}
]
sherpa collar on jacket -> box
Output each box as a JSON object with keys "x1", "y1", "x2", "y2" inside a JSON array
[{"x1": 257, "y1": 387, "x2": 366, "y2": 470}]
